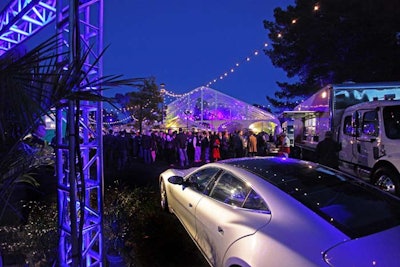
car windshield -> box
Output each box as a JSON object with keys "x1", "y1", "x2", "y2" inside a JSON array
[{"x1": 225, "y1": 157, "x2": 400, "y2": 238}]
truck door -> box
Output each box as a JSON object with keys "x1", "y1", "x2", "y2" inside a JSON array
[
  {"x1": 339, "y1": 115, "x2": 357, "y2": 175},
  {"x1": 354, "y1": 109, "x2": 380, "y2": 174},
  {"x1": 339, "y1": 109, "x2": 379, "y2": 178}
]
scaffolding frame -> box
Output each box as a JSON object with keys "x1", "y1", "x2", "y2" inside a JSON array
[{"x1": 0, "y1": 0, "x2": 104, "y2": 265}]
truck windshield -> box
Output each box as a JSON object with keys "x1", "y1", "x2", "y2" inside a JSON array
[{"x1": 384, "y1": 105, "x2": 400, "y2": 139}]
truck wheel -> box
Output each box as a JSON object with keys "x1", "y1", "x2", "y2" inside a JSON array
[{"x1": 372, "y1": 166, "x2": 400, "y2": 196}]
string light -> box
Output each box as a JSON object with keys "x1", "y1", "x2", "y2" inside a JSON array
[
  {"x1": 131, "y1": 42, "x2": 269, "y2": 103},
  {"x1": 105, "y1": 3, "x2": 321, "y2": 121},
  {"x1": 276, "y1": 2, "x2": 322, "y2": 40},
  {"x1": 106, "y1": 3, "x2": 321, "y2": 121},
  {"x1": 158, "y1": 5, "x2": 321, "y2": 113},
  {"x1": 103, "y1": 115, "x2": 135, "y2": 125},
  {"x1": 204, "y1": 43, "x2": 269, "y2": 88}
]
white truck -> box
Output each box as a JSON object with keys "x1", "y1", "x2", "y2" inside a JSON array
[{"x1": 282, "y1": 82, "x2": 400, "y2": 195}]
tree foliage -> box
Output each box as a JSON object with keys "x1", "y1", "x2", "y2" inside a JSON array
[
  {"x1": 264, "y1": 0, "x2": 400, "y2": 108},
  {"x1": 115, "y1": 77, "x2": 163, "y2": 133}
]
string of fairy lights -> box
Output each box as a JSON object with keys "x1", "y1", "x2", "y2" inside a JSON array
[
  {"x1": 103, "y1": 2, "x2": 322, "y2": 125},
  {"x1": 160, "y1": 44, "x2": 268, "y2": 100},
  {"x1": 102, "y1": 44, "x2": 267, "y2": 125}
]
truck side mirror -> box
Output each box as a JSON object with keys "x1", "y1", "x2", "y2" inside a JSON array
[{"x1": 351, "y1": 111, "x2": 360, "y2": 137}]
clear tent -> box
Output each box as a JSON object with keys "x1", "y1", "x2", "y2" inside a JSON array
[{"x1": 164, "y1": 86, "x2": 281, "y2": 134}]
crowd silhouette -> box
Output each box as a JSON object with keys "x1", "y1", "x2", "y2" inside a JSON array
[{"x1": 103, "y1": 127, "x2": 280, "y2": 170}]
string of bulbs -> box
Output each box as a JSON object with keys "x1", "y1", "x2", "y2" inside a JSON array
[{"x1": 104, "y1": 2, "x2": 322, "y2": 124}]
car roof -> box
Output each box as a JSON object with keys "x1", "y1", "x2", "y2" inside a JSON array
[{"x1": 219, "y1": 157, "x2": 400, "y2": 238}]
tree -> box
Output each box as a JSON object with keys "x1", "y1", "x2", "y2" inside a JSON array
[
  {"x1": 116, "y1": 77, "x2": 163, "y2": 133},
  {"x1": 263, "y1": 0, "x2": 400, "y2": 108}
]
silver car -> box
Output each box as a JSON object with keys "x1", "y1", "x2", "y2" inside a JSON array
[{"x1": 159, "y1": 157, "x2": 400, "y2": 267}]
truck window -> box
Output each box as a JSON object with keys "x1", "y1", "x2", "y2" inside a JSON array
[
  {"x1": 343, "y1": 116, "x2": 353, "y2": 136},
  {"x1": 383, "y1": 106, "x2": 400, "y2": 140},
  {"x1": 304, "y1": 118, "x2": 317, "y2": 141},
  {"x1": 362, "y1": 111, "x2": 379, "y2": 137}
]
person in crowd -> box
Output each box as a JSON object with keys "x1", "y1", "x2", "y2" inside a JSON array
[
  {"x1": 175, "y1": 128, "x2": 189, "y2": 167},
  {"x1": 20, "y1": 121, "x2": 54, "y2": 169},
  {"x1": 220, "y1": 131, "x2": 230, "y2": 160},
  {"x1": 193, "y1": 131, "x2": 202, "y2": 163},
  {"x1": 186, "y1": 130, "x2": 194, "y2": 163},
  {"x1": 132, "y1": 131, "x2": 142, "y2": 159},
  {"x1": 248, "y1": 131, "x2": 257, "y2": 157},
  {"x1": 164, "y1": 129, "x2": 175, "y2": 166},
  {"x1": 256, "y1": 132, "x2": 267, "y2": 156},
  {"x1": 141, "y1": 130, "x2": 152, "y2": 164},
  {"x1": 150, "y1": 131, "x2": 158, "y2": 163},
  {"x1": 26, "y1": 122, "x2": 47, "y2": 147},
  {"x1": 155, "y1": 131, "x2": 164, "y2": 161},
  {"x1": 171, "y1": 130, "x2": 178, "y2": 165},
  {"x1": 115, "y1": 130, "x2": 130, "y2": 170},
  {"x1": 277, "y1": 132, "x2": 291, "y2": 158},
  {"x1": 103, "y1": 129, "x2": 117, "y2": 167},
  {"x1": 315, "y1": 130, "x2": 341, "y2": 169},
  {"x1": 211, "y1": 132, "x2": 221, "y2": 162},
  {"x1": 201, "y1": 131, "x2": 211, "y2": 163},
  {"x1": 268, "y1": 133, "x2": 274, "y2": 143},
  {"x1": 232, "y1": 130, "x2": 243, "y2": 158},
  {"x1": 242, "y1": 131, "x2": 249, "y2": 157}
]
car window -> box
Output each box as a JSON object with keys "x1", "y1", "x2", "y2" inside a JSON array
[
  {"x1": 209, "y1": 172, "x2": 251, "y2": 207},
  {"x1": 186, "y1": 167, "x2": 221, "y2": 194},
  {"x1": 243, "y1": 189, "x2": 269, "y2": 211}
]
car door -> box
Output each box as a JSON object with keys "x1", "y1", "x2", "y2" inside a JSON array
[
  {"x1": 195, "y1": 171, "x2": 271, "y2": 267},
  {"x1": 171, "y1": 167, "x2": 221, "y2": 239}
]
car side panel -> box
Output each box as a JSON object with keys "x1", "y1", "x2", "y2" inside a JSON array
[
  {"x1": 167, "y1": 183, "x2": 203, "y2": 239},
  {"x1": 223, "y1": 230, "x2": 325, "y2": 267},
  {"x1": 195, "y1": 196, "x2": 271, "y2": 267}
]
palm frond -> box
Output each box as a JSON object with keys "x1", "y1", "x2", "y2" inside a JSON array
[
  {"x1": 14, "y1": 173, "x2": 41, "y2": 188},
  {"x1": 0, "y1": 33, "x2": 143, "y2": 152},
  {"x1": 0, "y1": 33, "x2": 146, "y2": 208}
]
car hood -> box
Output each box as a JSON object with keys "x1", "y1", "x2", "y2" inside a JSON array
[
  {"x1": 324, "y1": 226, "x2": 400, "y2": 266},
  {"x1": 168, "y1": 167, "x2": 198, "y2": 177}
]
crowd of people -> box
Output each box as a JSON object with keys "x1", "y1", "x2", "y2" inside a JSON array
[{"x1": 103, "y1": 127, "x2": 289, "y2": 170}]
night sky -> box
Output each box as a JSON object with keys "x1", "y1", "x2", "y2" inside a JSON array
[{"x1": 1, "y1": 0, "x2": 295, "y2": 106}]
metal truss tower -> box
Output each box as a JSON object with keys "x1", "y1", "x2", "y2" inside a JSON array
[
  {"x1": 0, "y1": 0, "x2": 104, "y2": 266},
  {"x1": 0, "y1": 0, "x2": 57, "y2": 56}
]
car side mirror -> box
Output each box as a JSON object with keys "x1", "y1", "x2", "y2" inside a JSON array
[{"x1": 168, "y1": 176, "x2": 184, "y2": 185}]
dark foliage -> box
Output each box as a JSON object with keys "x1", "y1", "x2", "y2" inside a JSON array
[
  {"x1": 115, "y1": 77, "x2": 164, "y2": 133},
  {"x1": 264, "y1": 0, "x2": 400, "y2": 108}
]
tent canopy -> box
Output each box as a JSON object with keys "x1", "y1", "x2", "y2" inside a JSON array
[{"x1": 164, "y1": 86, "x2": 279, "y2": 132}]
